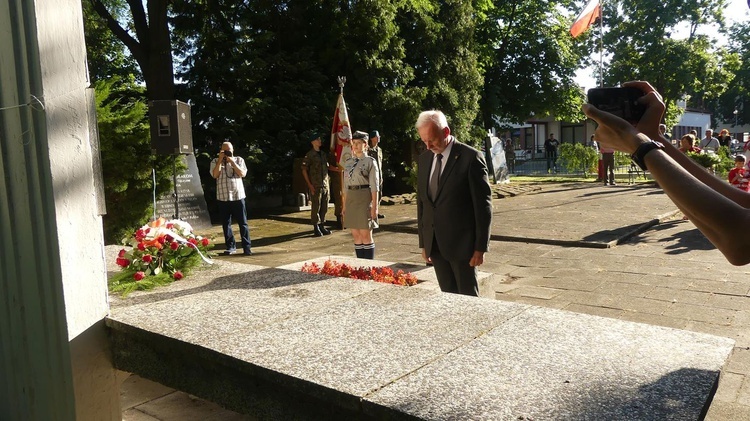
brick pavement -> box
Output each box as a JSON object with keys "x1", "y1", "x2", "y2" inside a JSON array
[{"x1": 121, "y1": 182, "x2": 750, "y2": 420}]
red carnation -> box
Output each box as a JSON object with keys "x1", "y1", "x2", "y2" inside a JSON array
[
  {"x1": 170, "y1": 241, "x2": 179, "y2": 251},
  {"x1": 173, "y1": 271, "x2": 184, "y2": 280},
  {"x1": 115, "y1": 257, "x2": 130, "y2": 267},
  {"x1": 201, "y1": 238, "x2": 210, "y2": 247},
  {"x1": 165, "y1": 235, "x2": 174, "y2": 243},
  {"x1": 166, "y1": 223, "x2": 174, "y2": 229},
  {"x1": 157, "y1": 236, "x2": 166, "y2": 244},
  {"x1": 137, "y1": 242, "x2": 146, "y2": 251},
  {"x1": 118, "y1": 249, "x2": 126, "y2": 258},
  {"x1": 142, "y1": 254, "x2": 153, "y2": 263},
  {"x1": 188, "y1": 238, "x2": 198, "y2": 245},
  {"x1": 133, "y1": 271, "x2": 145, "y2": 281}
]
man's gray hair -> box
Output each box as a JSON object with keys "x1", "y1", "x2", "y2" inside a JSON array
[{"x1": 415, "y1": 110, "x2": 449, "y2": 131}]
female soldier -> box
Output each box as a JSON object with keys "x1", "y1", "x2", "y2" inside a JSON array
[{"x1": 342, "y1": 131, "x2": 381, "y2": 259}]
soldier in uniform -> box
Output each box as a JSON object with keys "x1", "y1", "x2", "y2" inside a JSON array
[
  {"x1": 368, "y1": 130, "x2": 385, "y2": 218},
  {"x1": 301, "y1": 134, "x2": 333, "y2": 237}
]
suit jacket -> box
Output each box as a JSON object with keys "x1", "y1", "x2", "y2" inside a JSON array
[{"x1": 417, "y1": 139, "x2": 492, "y2": 261}]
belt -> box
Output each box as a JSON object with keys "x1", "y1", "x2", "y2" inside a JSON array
[{"x1": 348, "y1": 184, "x2": 370, "y2": 190}]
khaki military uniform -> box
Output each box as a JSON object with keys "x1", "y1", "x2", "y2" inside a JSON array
[{"x1": 302, "y1": 149, "x2": 330, "y2": 225}]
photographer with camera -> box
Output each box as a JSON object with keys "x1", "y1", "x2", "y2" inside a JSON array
[
  {"x1": 584, "y1": 81, "x2": 750, "y2": 265},
  {"x1": 211, "y1": 141, "x2": 252, "y2": 255}
]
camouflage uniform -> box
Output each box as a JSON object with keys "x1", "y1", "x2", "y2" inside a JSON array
[{"x1": 302, "y1": 148, "x2": 330, "y2": 225}]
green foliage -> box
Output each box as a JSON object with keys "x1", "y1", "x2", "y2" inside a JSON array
[
  {"x1": 687, "y1": 151, "x2": 722, "y2": 168},
  {"x1": 82, "y1": 0, "x2": 140, "y2": 82},
  {"x1": 558, "y1": 143, "x2": 598, "y2": 176},
  {"x1": 714, "y1": 21, "x2": 750, "y2": 127},
  {"x1": 401, "y1": 160, "x2": 419, "y2": 193},
  {"x1": 713, "y1": 146, "x2": 735, "y2": 177},
  {"x1": 474, "y1": 0, "x2": 589, "y2": 127},
  {"x1": 108, "y1": 253, "x2": 205, "y2": 296},
  {"x1": 602, "y1": 0, "x2": 736, "y2": 114},
  {"x1": 95, "y1": 79, "x2": 181, "y2": 243}
]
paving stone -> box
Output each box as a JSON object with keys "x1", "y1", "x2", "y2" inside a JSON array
[
  {"x1": 709, "y1": 372, "x2": 743, "y2": 403},
  {"x1": 664, "y1": 302, "x2": 736, "y2": 325},
  {"x1": 122, "y1": 408, "x2": 160, "y2": 421},
  {"x1": 594, "y1": 281, "x2": 654, "y2": 298},
  {"x1": 120, "y1": 374, "x2": 175, "y2": 410},
  {"x1": 704, "y1": 401, "x2": 750, "y2": 420},
  {"x1": 646, "y1": 287, "x2": 711, "y2": 306},
  {"x1": 724, "y1": 347, "x2": 750, "y2": 375},
  {"x1": 136, "y1": 391, "x2": 252, "y2": 421},
  {"x1": 513, "y1": 285, "x2": 564, "y2": 300},
  {"x1": 707, "y1": 293, "x2": 750, "y2": 311},
  {"x1": 609, "y1": 295, "x2": 669, "y2": 315},
  {"x1": 562, "y1": 303, "x2": 624, "y2": 319},
  {"x1": 618, "y1": 311, "x2": 688, "y2": 330}
]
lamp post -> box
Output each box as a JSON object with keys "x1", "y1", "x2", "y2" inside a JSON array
[{"x1": 734, "y1": 108, "x2": 739, "y2": 128}]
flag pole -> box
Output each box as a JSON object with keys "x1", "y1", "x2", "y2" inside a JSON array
[{"x1": 599, "y1": 0, "x2": 604, "y2": 87}]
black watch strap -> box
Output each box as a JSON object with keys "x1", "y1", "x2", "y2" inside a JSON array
[{"x1": 630, "y1": 140, "x2": 664, "y2": 171}]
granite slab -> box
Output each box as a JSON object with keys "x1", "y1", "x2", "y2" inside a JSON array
[{"x1": 107, "y1": 257, "x2": 734, "y2": 420}]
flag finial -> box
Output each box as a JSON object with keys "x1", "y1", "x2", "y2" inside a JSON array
[{"x1": 337, "y1": 76, "x2": 346, "y2": 93}]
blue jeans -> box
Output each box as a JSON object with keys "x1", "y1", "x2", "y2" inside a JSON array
[{"x1": 218, "y1": 199, "x2": 251, "y2": 252}]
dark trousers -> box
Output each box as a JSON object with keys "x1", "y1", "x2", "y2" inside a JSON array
[
  {"x1": 430, "y1": 238, "x2": 478, "y2": 296},
  {"x1": 546, "y1": 151, "x2": 557, "y2": 171},
  {"x1": 218, "y1": 199, "x2": 251, "y2": 252},
  {"x1": 602, "y1": 153, "x2": 615, "y2": 184}
]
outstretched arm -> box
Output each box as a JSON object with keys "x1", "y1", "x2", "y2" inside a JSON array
[{"x1": 583, "y1": 83, "x2": 750, "y2": 265}]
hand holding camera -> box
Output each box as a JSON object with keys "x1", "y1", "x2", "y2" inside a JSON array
[{"x1": 221, "y1": 149, "x2": 233, "y2": 163}]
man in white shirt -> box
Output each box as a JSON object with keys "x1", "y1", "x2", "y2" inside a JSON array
[
  {"x1": 700, "y1": 129, "x2": 720, "y2": 152},
  {"x1": 211, "y1": 141, "x2": 252, "y2": 255}
]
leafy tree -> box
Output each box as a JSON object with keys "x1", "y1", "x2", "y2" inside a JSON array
[
  {"x1": 82, "y1": 0, "x2": 140, "y2": 82},
  {"x1": 558, "y1": 142, "x2": 597, "y2": 176},
  {"x1": 88, "y1": 0, "x2": 175, "y2": 100},
  {"x1": 714, "y1": 21, "x2": 750, "y2": 128},
  {"x1": 474, "y1": 0, "x2": 590, "y2": 127},
  {"x1": 95, "y1": 79, "x2": 179, "y2": 243},
  {"x1": 601, "y1": 0, "x2": 736, "y2": 128}
]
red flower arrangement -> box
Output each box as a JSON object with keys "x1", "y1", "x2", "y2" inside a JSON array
[
  {"x1": 109, "y1": 217, "x2": 213, "y2": 295},
  {"x1": 300, "y1": 259, "x2": 418, "y2": 286}
]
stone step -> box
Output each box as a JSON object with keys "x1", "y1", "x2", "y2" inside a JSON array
[{"x1": 107, "y1": 257, "x2": 733, "y2": 419}]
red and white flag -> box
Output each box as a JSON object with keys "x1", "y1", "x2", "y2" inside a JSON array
[
  {"x1": 570, "y1": 0, "x2": 601, "y2": 38},
  {"x1": 330, "y1": 93, "x2": 352, "y2": 165}
]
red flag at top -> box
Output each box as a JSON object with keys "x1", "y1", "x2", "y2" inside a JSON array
[
  {"x1": 330, "y1": 93, "x2": 352, "y2": 166},
  {"x1": 570, "y1": 0, "x2": 601, "y2": 38}
]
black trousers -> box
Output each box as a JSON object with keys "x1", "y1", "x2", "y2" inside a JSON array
[{"x1": 430, "y1": 238, "x2": 478, "y2": 296}]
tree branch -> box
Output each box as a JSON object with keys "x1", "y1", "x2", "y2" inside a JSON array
[
  {"x1": 89, "y1": 0, "x2": 145, "y2": 65},
  {"x1": 126, "y1": 0, "x2": 150, "y2": 46}
]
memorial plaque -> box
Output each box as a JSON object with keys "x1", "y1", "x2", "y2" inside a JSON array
[{"x1": 155, "y1": 154, "x2": 212, "y2": 230}]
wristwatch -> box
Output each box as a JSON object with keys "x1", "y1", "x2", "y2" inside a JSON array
[{"x1": 630, "y1": 140, "x2": 664, "y2": 171}]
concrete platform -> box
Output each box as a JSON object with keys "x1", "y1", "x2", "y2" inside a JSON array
[{"x1": 108, "y1": 256, "x2": 734, "y2": 420}]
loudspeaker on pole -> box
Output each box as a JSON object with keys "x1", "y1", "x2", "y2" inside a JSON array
[{"x1": 149, "y1": 100, "x2": 194, "y2": 155}]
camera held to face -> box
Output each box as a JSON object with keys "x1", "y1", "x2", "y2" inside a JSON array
[{"x1": 223, "y1": 149, "x2": 233, "y2": 160}]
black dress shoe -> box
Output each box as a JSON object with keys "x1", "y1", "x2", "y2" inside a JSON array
[
  {"x1": 377, "y1": 214, "x2": 385, "y2": 219},
  {"x1": 313, "y1": 225, "x2": 323, "y2": 237},
  {"x1": 243, "y1": 249, "x2": 253, "y2": 256},
  {"x1": 318, "y1": 224, "x2": 331, "y2": 235}
]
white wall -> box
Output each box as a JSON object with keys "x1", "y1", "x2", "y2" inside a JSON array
[{"x1": 35, "y1": 0, "x2": 108, "y2": 340}]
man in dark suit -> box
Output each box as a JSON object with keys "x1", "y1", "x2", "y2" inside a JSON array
[{"x1": 416, "y1": 110, "x2": 493, "y2": 296}]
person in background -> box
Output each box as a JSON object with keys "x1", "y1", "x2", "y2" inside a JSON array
[
  {"x1": 544, "y1": 133, "x2": 560, "y2": 173},
  {"x1": 583, "y1": 80, "x2": 750, "y2": 266},
  {"x1": 718, "y1": 129, "x2": 732, "y2": 148},
  {"x1": 342, "y1": 131, "x2": 380, "y2": 259},
  {"x1": 601, "y1": 142, "x2": 616, "y2": 186},
  {"x1": 678, "y1": 134, "x2": 701, "y2": 154},
  {"x1": 591, "y1": 134, "x2": 603, "y2": 182},
  {"x1": 728, "y1": 155, "x2": 750, "y2": 192},
  {"x1": 700, "y1": 129, "x2": 720, "y2": 152},
  {"x1": 328, "y1": 134, "x2": 351, "y2": 230},
  {"x1": 301, "y1": 134, "x2": 333, "y2": 237},
  {"x1": 368, "y1": 130, "x2": 385, "y2": 219},
  {"x1": 211, "y1": 141, "x2": 252, "y2": 255},
  {"x1": 504, "y1": 137, "x2": 515, "y2": 174},
  {"x1": 416, "y1": 110, "x2": 492, "y2": 296}
]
